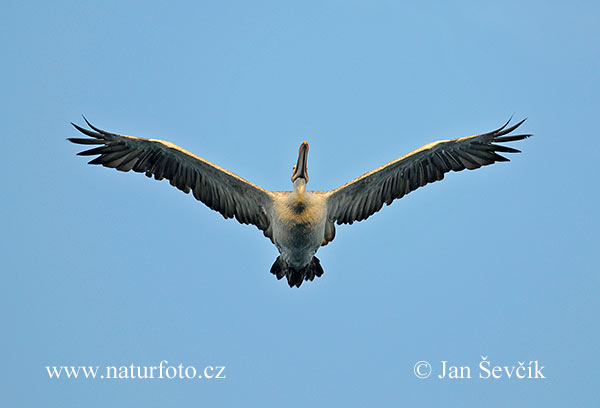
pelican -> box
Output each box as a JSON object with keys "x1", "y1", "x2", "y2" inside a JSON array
[{"x1": 68, "y1": 118, "x2": 531, "y2": 287}]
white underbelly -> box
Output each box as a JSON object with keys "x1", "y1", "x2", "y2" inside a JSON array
[
  {"x1": 271, "y1": 195, "x2": 327, "y2": 269},
  {"x1": 274, "y1": 220, "x2": 325, "y2": 267}
]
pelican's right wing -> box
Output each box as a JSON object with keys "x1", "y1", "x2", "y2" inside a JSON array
[
  {"x1": 68, "y1": 118, "x2": 275, "y2": 240},
  {"x1": 326, "y1": 119, "x2": 531, "y2": 225}
]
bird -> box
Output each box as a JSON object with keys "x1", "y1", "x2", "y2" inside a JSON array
[{"x1": 68, "y1": 117, "x2": 531, "y2": 288}]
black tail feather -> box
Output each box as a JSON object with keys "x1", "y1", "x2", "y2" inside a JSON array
[{"x1": 270, "y1": 256, "x2": 324, "y2": 288}]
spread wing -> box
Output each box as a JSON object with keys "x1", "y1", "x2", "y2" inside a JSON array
[
  {"x1": 326, "y1": 119, "x2": 531, "y2": 225},
  {"x1": 68, "y1": 118, "x2": 275, "y2": 239}
]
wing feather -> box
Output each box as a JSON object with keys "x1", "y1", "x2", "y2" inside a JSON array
[
  {"x1": 68, "y1": 118, "x2": 274, "y2": 239},
  {"x1": 326, "y1": 119, "x2": 531, "y2": 225}
]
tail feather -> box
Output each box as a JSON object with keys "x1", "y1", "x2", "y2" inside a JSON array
[{"x1": 270, "y1": 256, "x2": 324, "y2": 288}]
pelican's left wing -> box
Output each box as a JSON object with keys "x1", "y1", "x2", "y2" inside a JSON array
[
  {"x1": 68, "y1": 118, "x2": 275, "y2": 240},
  {"x1": 326, "y1": 119, "x2": 531, "y2": 225}
]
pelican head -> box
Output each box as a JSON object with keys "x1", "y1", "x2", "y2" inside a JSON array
[{"x1": 291, "y1": 141, "x2": 309, "y2": 184}]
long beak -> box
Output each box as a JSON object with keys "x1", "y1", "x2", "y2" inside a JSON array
[{"x1": 292, "y1": 141, "x2": 309, "y2": 182}]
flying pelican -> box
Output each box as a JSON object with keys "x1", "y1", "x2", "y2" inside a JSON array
[{"x1": 68, "y1": 118, "x2": 531, "y2": 287}]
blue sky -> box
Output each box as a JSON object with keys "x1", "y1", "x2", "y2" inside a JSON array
[{"x1": 2, "y1": 1, "x2": 598, "y2": 406}]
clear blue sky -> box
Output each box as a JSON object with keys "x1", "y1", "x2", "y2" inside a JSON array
[{"x1": 2, "y1": 1, "x2": 598, "y2": 406}]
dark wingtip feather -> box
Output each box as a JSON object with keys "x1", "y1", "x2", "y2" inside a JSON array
[
  {"x1": 494, "y1": 133, "x2": 532, "y2": 143},
  {"x1": 71, "y1": 122, "x2": 101, "y2": 138},
  {"x1": 491, "y1": 144, "x2": 522, "y2": 153},
  {"x1": 494, "y1": 113, "x2": 517, "y2": 133},
  {"x1": 88, "y1": 156, "x2": 105, "y2": 165},
  {"x1": 76, "y1": 145, "x2": 108, "y2": 156},
  {"x1": 82, "y1": 115, "x2": 105, "y2": 133},
  {"x1": 494, "y1": 116, "x2": 512, "y2": 133},
  {"x1": 496, "y1": 118, "x2": 527, "y2": 137},
  {"x1": 71, "y1": 122, "x2": 85, "y2": 132},
  {"x1": 67, "y1": 137, "x2": 105, "y2": 145},
  {"x1": 505, "y1": 113, "x2": 515, "y2": 125}
]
